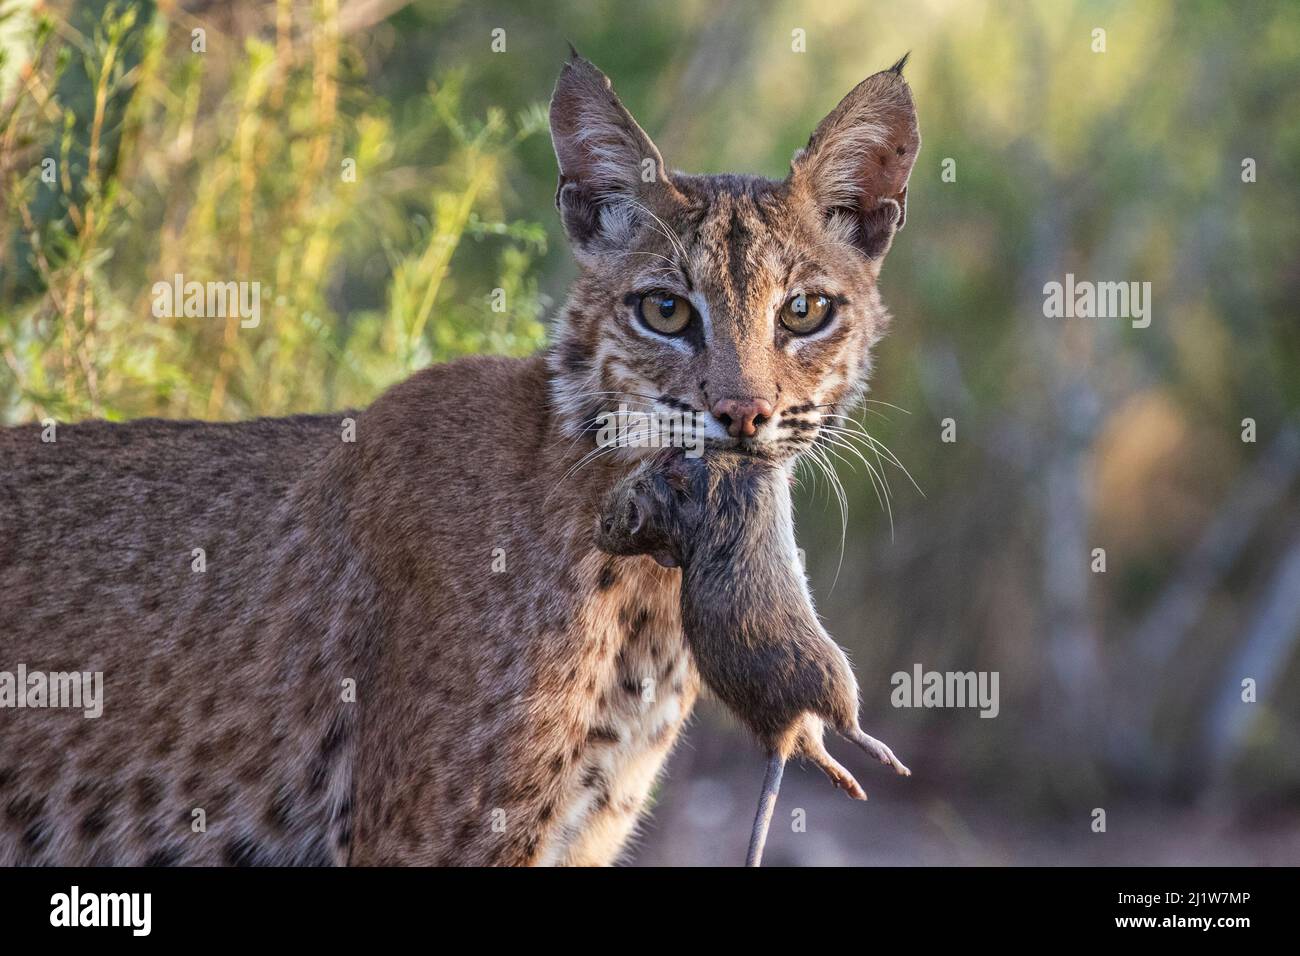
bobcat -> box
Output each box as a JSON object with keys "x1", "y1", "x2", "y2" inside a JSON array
[{"x1": 0, "y1": 51, "x2": 919, "y2": 866}]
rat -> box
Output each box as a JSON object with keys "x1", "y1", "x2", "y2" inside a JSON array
[{"x1": 595, "y1": 449, "x2": 910, "y2": 866}]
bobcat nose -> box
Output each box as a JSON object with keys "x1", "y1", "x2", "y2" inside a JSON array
[{"x1": 710, "y1": 397, "x2": 774, "y2": 438}]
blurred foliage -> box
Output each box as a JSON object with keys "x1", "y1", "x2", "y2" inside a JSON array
[
  {"x1": 2, "y1": 0, "x2": 1299, "y2": 850},
  {"x1": 1, "y1": 0, "x2": 548, "y2": 422}
]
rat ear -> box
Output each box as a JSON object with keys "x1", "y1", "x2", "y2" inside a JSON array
[
  {"x1": 660, "y1": 452, "x2": 692, "y2": 495},
  {"x1": 628, "y1": 489, "x2": 678, "y2": 569},
  {"x1": 788, "y1": 55, "x2": 919, "y2": 263},
  {"x1": 624, "y1": 496, "x2": 645, "y2": 537},
  {"x1": 549, "y1": 51, "x2": 675, "y2": 255}
]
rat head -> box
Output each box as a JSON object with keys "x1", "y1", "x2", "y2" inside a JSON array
[
  {"x1": 595, "y1": 451, "x2": 698, "y2": 567},
  {"x1": 595, "y1": 449, "x2": 782, "y2": 569}
]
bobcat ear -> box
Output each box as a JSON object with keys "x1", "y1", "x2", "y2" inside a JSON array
[
  {"x1": 549, "y1": 51, "x2": 672, "y2": 253},
  {"x1": 789, "y1": 54, "x2": 920, "y2": 262}
]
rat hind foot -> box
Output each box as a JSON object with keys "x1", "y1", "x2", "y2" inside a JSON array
[
  {"x1": 794, "y1": 717, "x2": 867, "y2": 800},
  {"x1": 845, "y1": 726, "x2": 911, "y2": 776}
]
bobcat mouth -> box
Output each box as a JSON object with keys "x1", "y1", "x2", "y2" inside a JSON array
[{"x1": 706, "y1": 434, "x2": 789, "y2": 461}]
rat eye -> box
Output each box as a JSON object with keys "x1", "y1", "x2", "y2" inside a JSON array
[
  {"x1": 780, "y1": 293, "x2": 833, "y2": 335},
  {"x1": 638, "y1": 292, "x2": 691, "y2": 336}
]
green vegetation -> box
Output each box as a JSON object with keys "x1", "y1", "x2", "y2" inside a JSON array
[{"x1": 1, "y1": 0, "x2": 547, "y2": 422}]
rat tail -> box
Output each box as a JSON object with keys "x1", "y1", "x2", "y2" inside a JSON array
[{"x1": 745, "y1": 752, "x2": 786, "y2": 866}]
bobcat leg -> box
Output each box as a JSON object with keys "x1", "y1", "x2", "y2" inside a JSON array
[
  {"x1": 844, "y1": 727, "x2": 911, "y2": 776},
  {"x1": 745, "y1": 753, "x2": 785, "y2": 867}
]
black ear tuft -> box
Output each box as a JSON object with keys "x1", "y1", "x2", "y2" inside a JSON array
[
  {"x1": 566, "y1": 41, "x2": 581, "y2": 62},
  {"x1": 888, "y1": 52, "x2": 911, "y2": 76}
]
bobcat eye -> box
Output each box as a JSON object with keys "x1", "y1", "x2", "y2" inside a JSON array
[
  {"x1": 637, "y1": 292, "x2": 691, "y2": 336},
  {"x1": 780, "y1": 293, "x2": 833, "y2": 335}
]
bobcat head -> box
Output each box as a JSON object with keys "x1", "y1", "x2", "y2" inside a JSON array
[{"x1": 545, "y1": 51, "x2": 919, "y2": 463}]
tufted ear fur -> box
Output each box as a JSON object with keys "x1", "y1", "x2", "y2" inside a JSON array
[
  {"x1": 549, "y1": 50, "x2": 675, "y2": 257},
  {"x1": 789, "y1": 55, "x2": 920, "y2": 262}
]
